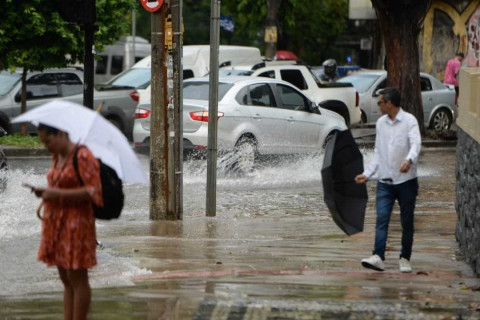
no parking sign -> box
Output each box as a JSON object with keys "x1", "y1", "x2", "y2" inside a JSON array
[{"x1": 139, "y1": 0, "x2": 164, "y2": 12}]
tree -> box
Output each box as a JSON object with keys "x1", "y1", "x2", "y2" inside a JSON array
[
  {"x1": 371, "y1": 0, "x2": 432, "y2": 133},
  {"x1": 264, "y1": 0, "x2": 281, "y2": 59},
  {"x1": 0, "y1": 0, "x2": 133, "y2": 135},
  {"x1": 222, "y1": 0, "x2": 348, "y2": 64}
]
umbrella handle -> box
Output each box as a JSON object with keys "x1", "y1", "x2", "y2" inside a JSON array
[
  {"x1": 95, "y1": 102, "x2": 104, "y2": 112},
  {"x1": 36, "y1": 201, "x2": 44, "y2": 220}
]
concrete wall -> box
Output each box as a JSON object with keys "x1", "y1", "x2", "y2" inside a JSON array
[{"x1": 455, "y1": 68, "x2": 480, "y2": 276}]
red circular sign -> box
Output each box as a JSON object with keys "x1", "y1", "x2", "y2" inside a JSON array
[{"x1": 139, "y1": 0, "x2": 164, "y2": 12}]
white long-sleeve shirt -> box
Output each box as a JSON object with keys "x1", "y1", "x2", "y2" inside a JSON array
[{"x1": 363, "y1": 108, "x2": 421, "y2": 185}]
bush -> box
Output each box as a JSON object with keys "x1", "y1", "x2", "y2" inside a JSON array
[{"x1": 0, "y1": 134, "x2": 43, "y2": 148}]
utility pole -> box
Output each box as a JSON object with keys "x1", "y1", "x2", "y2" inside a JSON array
[
  {"x1": 140, "y1": 0, "x2": 180, "y2": 220},
  {"x1": 206, "y1": 0, "x2": 220, "y2": 217},
  {"x1": 83, "y1": 0, "x2": 95, "y2": 109},
  {"x1": 150, "y1": 3, "x2": 172, "y2": 220}
]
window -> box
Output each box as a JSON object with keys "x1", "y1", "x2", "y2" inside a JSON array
[
  {"x1": 183, "y1": 82, "x2": 233, "y2": 101},
  {"x1": 111, "y1": 55, "x2": 124, "y2": 75},
  {"x1": 24, "y1": 73, "x2": 59, "y2": 100},
  {"x1": 236, "y1": 87, "x2": 249, "y2": 105},
  {"x1": 57, "y1": 73, "x2": 83, "y2": 97},
  {"x1": 374, "y1": 79, "x2": 387, "y2": 95},
  {"x1": 0, "y1": 72, "x2": 21, "y2": 95},
  {"x1": 420, "y1": 77, "x2": 432, "y2": 91},
  {"x1": 248, "y1": 84, "x2": 275, "y2": 107},
  {"x1": 95, "y1": 55, "x2": 108, "y2": 75},
  {"x1": 277, "y1": 84, "x2": 308, "y2": 111},
  {"x1": 280, "y1": 69, "x2": 308, "y2": 90},
  {"x1": 106, "y1": 68, "x2": 150, "y2": 88},
  {"x1": 257, "y1": 70, "x2": 275, "y2": 79}
]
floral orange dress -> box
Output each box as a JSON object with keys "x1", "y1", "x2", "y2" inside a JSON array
[{"x1": 38, "y1": 146, "x2": 103, "y2": 270}]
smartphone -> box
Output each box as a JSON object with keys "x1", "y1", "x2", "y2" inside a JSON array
[{"x1": 22, "y1": 183, "x2": 37, "y2": 192}]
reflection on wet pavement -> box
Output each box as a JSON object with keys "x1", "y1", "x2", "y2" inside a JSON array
[{"x1": 1, "y1": 149, "x2": 480, "y2": 319}]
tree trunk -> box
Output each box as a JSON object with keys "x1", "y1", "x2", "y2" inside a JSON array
[
  {"x1": 20, "y1": 68, "x2": 27, "y2": 136},
  {"x1": 372, "y1": 0, "x2": 432, "y2": 133},
  {"x1": 264, "y1": 0, "x2": 281, "y2": 60}
]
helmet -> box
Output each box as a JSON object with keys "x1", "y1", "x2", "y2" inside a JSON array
[{"x1": 322, "y1": 59, "x2": 337, "y2": 80}]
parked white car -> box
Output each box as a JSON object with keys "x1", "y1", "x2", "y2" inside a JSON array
[
  {"x1": 133, "y1": 77, "x2": 347, "y2": 172},
  {"x1": 337, "y1": 70, "x2": 458, "y2": 132}
]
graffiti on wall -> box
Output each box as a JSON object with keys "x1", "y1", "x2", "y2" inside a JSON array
[{"x1": 467, "y1": 4, "x2": 480, "y2": 67}]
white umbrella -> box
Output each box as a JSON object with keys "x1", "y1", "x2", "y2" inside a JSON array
[{"x1": 12, "y1": 100, "x2": 148, "y2": 184}]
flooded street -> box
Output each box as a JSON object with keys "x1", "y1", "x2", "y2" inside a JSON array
[{"x1": 1, "y1": 148, "x2": 479, "y2": 319}]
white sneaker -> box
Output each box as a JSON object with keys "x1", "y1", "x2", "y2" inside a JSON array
[
  {"x1": 399, "y1": 258, "x2": 412, "y2": 273},
  {"x1": 361, "y1": 254, "x2": 385, "y2": 271}
]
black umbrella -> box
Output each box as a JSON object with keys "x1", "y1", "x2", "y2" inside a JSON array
[{"x1": 321, "y1": 130, "x2": 368, "y2": 236}]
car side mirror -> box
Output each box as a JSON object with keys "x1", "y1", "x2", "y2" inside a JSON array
[
  {"x1": 14, "y1": 91, "x2": 33, "y2": 102},
  {"x1": 310, "y1": 101, "x2": 321, "y2": 114}
]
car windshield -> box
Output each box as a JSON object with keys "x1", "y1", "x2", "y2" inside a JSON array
[
  {"x1": 183, "y1": 82, "x2": 234, "y2": 100},
  {"x1": 0, "y1": 72, "x2": 21, "y2": 95},
  {"x1": 105, "y1": 68, "x2": 151, "y2": 89},
  {"x1": 337, "y1": 74, "x2": 381, "y2": 93},
  {"x1": 219, "y1": 69, "x2": 253, "y2": 76}
]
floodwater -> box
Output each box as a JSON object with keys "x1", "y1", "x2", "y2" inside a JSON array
[{"x1": 1, "y1": 147, "x2": 478, "y2": 319}]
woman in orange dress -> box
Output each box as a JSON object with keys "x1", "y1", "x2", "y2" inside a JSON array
[{"x1": 31, "y1": 124, "x2": 102, "y2": 320}]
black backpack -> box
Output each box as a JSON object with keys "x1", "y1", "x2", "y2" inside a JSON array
[{"x1": 73, "y1": 146, "x2": 124, "y2": 220}]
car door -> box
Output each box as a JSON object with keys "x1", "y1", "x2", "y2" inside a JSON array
[
  {"x1": 244, "y1": 83, "x2": 286, "y2": 154},
  {"x1": 420, "y1": 76, "x2": 435, "y2": 123},
  {"x1": 274, "y1": 83, "x2": 321, "y2": 153},
  {"x1": 11, "y1": 72, "x2": 62, "y2": 133}
]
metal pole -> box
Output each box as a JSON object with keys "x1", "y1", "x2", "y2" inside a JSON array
[
  {"x1": 165, "y1": 5, "x2": 176, "y2": 218},
  {"x1": 132, "y1": 9, "x2": 136, "y2": 68},
  {"x1": 206, "y1": 0, "x2": 220, "y2": 217},
  {"x1": 171, "y1": 0, "x2": 184, "y2": 220},
  {"x1": 83, "y1": 0, "x2": 95, "y2": 109}
]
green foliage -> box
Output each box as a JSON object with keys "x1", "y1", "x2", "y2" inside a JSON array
[
  {"x1": 0, "y1": 134, "x2": 43, "y2": 148},
  {"x1": 221, "y1": 0, "x2": 348, "y2": 64},
  {"x1": 0, "y1": 0, "x2": 134, "y2": 72}
]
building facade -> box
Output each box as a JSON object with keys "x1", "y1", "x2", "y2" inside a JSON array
[{"x1": 421, "y1": 0, "x2": 480, "y2": 79}]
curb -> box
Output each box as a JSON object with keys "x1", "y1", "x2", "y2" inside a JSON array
[
  {"x1": 1, "y1": 140, "x2": 457, "y2": 158},
  {"x1": 355, "y1": 139, "x2": 457, "y2": 150},
  {"x1": 1, "y1": 146, "x2": 50, "y2": 158}
]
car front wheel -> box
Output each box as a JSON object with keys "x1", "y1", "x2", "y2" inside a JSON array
[
  {"x1": 220, "y1": 137, "x2": 257, "y2": 175},
  {"x1": 430, "y1": 109, "x2": 452, "y2": 133}
]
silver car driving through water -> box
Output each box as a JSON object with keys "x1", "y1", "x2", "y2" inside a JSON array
[{"x1": 133, "y1": 77, "x2": 347, "y2": 172}]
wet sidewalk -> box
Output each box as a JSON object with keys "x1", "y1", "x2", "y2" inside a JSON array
[{"x1": 1, "y1": 143, "x2": 479, "y2": 319}]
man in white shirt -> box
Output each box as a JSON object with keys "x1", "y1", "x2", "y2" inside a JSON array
[{"x1": 355, "y1": 87, "x2": 421, "y2": 273}]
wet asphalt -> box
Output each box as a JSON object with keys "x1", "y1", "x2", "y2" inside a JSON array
[{"x1": 0, "y1": 130, "x2": 479, "y2": 320}]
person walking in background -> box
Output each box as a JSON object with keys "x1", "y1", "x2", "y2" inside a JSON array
[
  {"x1": 355, "y1": 88, "x2": 421, "y2": 273},
  {"x1": 27, "y1": 124, "x2": 103, "y2": 320},
  {"x1": 444, "y1": 52, "x2": 464, "y2": 98}
]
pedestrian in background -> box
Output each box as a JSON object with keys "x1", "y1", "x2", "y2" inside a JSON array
[
  {"x1": 444, "y1": 52, "x2": 464, "y2": 98},
  {"x1": 28, "y1": 124, "x2": 103, "y2": 320},
  {"x1": 355, "y1": 87, "x2": 421, "y2": 273}
]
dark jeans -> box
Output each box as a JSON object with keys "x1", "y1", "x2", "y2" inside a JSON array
[{"x1": 373, "y1": 178, "x2": 418, "y2": 261}]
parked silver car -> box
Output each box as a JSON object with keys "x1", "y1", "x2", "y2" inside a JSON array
[
  {"x1": 337, "y1": 70, "x2": 457, "y2": 132},
  {"x1": 0, "y1": 68, "x2": 139, "y2": 139},
  {"x1": 133, "y1": 77, "x2": 348, "y2": 172}
]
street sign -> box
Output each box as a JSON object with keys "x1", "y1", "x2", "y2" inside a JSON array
[{"x1": 139, "y1": 0, "x2": 164, "y2": 12}]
